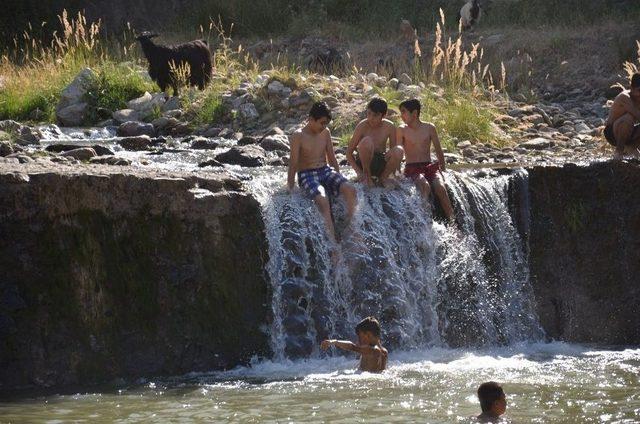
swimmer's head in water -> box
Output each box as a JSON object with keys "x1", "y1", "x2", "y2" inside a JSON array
[
  {"x1": 355, "y1": 316, "x2": 381, "y2": 344},
  {"x1": 478, "y1": 381, "x2": 507, "y2": 416},
  {"x1": 631, "y1": 73, "x2": 640, "y2": 100}
]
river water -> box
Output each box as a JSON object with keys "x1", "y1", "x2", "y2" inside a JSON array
[{"x1": 2, "y1": 132, "x2": 639, "y2": 422}]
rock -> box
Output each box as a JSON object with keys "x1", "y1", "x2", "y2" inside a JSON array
[
  {"x1": 0, "y1": 120, "x2": 23, "y2": 134},
  {"x1": 89, "y1": 155, "x2": 131, "y2": 166},
  {"x1": 117, "y1": 121, "x2": 155, "y2": 137},
  {"x1": 118, "y1": 135, "x2": 152, "y2": 151},
  {"x1": 127, "y1": 92, "x2": 166, "y2": 117},
  {"x1": 388, "y1": 78, "x2": 399, "y2": 89},
  {"x1": 366, "y1": 72, "x2": 379, "y2": 82},
  {"x1": 399, "y1": 73, "x2": 412, "y2": 85},
  {"x1": 260, "y1": 135, "x2": 289, "y2": 152},
  {"x1": 165, "y1": 109, "x2": 183, "y2": 119},
  {"x1": 15, "y1": 126, "x2": 42, "y2": 145},
  {"x1": 56, "y1": 103, "x2": 89, "y2": 127},
  {"x1": 113, "y1": 109, "x2": 141, "y2": 124},
  {"x1": 267, "y1": 80, "x2": 291, "y2": 97},
  {"x1": 575, "y1": 122, "x2": 591, "y2": 134},
  {"x1": 289, "y1": 91, "x2": 314, "y2": 109},
  {"x1": 457, "y1": 140, "x2": 472, "y2": 149},
  {"x1": 60, "y1": 147, "x2": 97, "y2": 161},
  {"x1": 151, "y1": 117, "x2": 170, "y2": 130},
  {"x1": 56, "y1": 68, "x2": 95, "y2": 126},
  {"x1": 239, "y1": 103, "x2": 260, "y2": 120},
  {"x1": 198, "y1": 159, "x2": 224, "y2": 168},
  {"x1": 238, "y1": 136, "x2": 258, "y2": 146},
  {"x1": 0, "y1": 140, "x2": 15, "y2": 157},
  {"x1": 321, "y1": 96, "x2": 339, "y2": 108},
  {"x1": 215, "y1": 145, "x2": 267, "y2": 167},
  {"x1": 45, "y1": 144, "x2": 114, "y2": 156},
  {"x1": 202, "y1": 126, "x2": 222, "y2": 138},
  {"x1": 5, "y1": 153, "x2": 33, "y2": 164},
  {"x1": 162, "y1": 96, "x2": 181, "y2": 112},
  {"x1": 520, "y1": 137, "x2": 554, "y2": 150},
  {"x1": 191, "y1": 137, "x2": 220, "y2": 150}
]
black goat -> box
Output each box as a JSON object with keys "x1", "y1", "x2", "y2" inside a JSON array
[{"x1": 136, "y1": 32, "x2": 212, "y2": 95}]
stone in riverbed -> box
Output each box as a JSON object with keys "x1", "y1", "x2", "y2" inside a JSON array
[
  {"x1": 238, "y1": 103, "x2": 259, "y2": 120},
  {"x1": 0, "y1": 140, "x2": 15, "y2": 157},
  {"x1": 215, "y1": 145, "x2": 267, "y2": 167},
  {"x1": 118, "y1": 135, "x2": 153, "y2": 151},
  {"x1": 117, "y1": 121, "x2": 156, "y2": 137},
  {"x1": 89, "y1": 155, "x2": 131, "y2": 166},
  {"x1": 198, "y1": 159, "x2": 224, "y2": 168},
  {"x1": 60, "y1": 147, "x2": 98, "y2": 161},
  {"x1": 190, "y1": 137, "x2": 220, "y2": 150},
  {"x1": 45, "y1": 144, "x2": 114, "y2": 156},
  {"x1": 520, "y1": 137, "x2": 554, "y2": 150},
  {"x1": 112, "y1": 109, "x2": 141, "y2": 124},
  {"x1": 260, "y1": 135, "x2": 289, "y2": 152},
  {"x1": 238, "y1": 136, "x2": 258, "y2": 146}
]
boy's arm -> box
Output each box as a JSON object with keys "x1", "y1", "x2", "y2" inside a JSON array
[
  {"x1": 287, "y1": 133, "x2": 301, "y2": 191},
  {"x1": 321, "y1": 339, "x2": 357, "y2": 352},
  {"x1": 346, "y1": 123, "x2": 363, "y2": 175},
  {"x1": 388, "y1": 121, "x2": 398, "y2": 148},
  {"x1": 321, "y1": 340, "x2": 384, "y2": 356},
  {"x1": 431, "y1": 126, "x2": 446, "y2": 172},
  {"x1": 396, "y1": 126, "x2": 404, "y2": 148},
  {"x1": 325, "y1": 129, "x2": 340, "y2": 172},
  {"x1": 620, "y1": 95, "x2": 640, "y2": 121}
]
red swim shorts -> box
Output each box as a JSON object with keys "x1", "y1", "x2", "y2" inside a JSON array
[{"x1": 404, "y1": 161, "x2": 441, "y2": 183}]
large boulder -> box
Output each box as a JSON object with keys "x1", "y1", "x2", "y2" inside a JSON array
[
  {"x1": 56, "y1": 68, "x2": 96, "y2": 126},
  {"x1": 117, "y1": 121, "x2": 156, "y2": 137},
  {"x1": 215, "y1": 145, "x2": 267, "y2": 167},
  {"x1": 118, "y1": 135, "x2": 153, "y2": 151},
  {"x1": 127, "y1": 92, "x2": 166, "y2": 119},
  {"x1": 112, "y1": 109, "x2": 141, "y2": 124},
  {"x1": 260, "y1": 135, "x2": 289, "y2": 152}
]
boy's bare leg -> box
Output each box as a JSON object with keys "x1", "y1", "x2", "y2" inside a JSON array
[
  {"x1": 432, "y1": 176, "x2": 455, "y2": 222},
  {"x1": 380, "y1": 146, "x2": 404, "y2": 186},
  {"x1": 414, "y1": 175, "x2": 431, "y2": 199},
  {"x1": 613, "y1": 114, "x2": 636, "y2": 158},
  {"x1": 314, "y1": 193, "x2": 336, "y2": 243},
  {"x1": 356, "y1": 136, "x2": 375, "y2": 186},
  {"x1": 340, "y1": 182, "x2": 357, "y2": 222}
]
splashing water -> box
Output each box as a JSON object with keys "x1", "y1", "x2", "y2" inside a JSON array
[{"x1": 250, "y1": 168, "x2": 543, "y2": 359}]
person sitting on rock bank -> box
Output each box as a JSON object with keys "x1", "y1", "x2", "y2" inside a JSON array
[
  {"x1": 605, "y1": 73, "x2": 640, "y2": 159},
  {"x1": 346, "y1": 98, "x2": 404, "y2": 187},
  {"x1": 288, "y1": 102, "x2": 358, "y2": 243}
]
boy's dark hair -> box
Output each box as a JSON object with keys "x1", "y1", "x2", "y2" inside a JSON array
[
  {"x1": 355, "y1": 316, "x2": 381, "y2": 338},
  {"x1": 632, "y1": 73, "x2": 640, "y2": 88},
  {"x1": 309, "y1": 101, "x2": 332, "y2": 121},
  {"x1": 477, "y1": 381, "x2": 505, "y2": 413},
  {"x1": 399, "y1": 98, "x2": 421, "y2": 115},
  {"x1": 367, "y1": 97, "x2": 388, "y2": 115}
]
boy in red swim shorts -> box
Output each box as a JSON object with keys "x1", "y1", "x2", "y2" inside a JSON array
[{"x1": 397, "y1": 99, "x2": 455, "y2": 222}]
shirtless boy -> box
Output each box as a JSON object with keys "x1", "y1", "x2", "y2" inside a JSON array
[
  {"x1": 605, "y1": 73, "x2": 640, "y2": 159},
  {"x1": 288, "y1": 102, "x2": 357, "y2": 242},
  {"x1": 397, "y1": 99, "x2": 455, "y2": 221},
  {"x1": 321, "y1": 316, "x2": 388, "y2": 373},
  {"x1": 346, "y1": 98, "x2": 404, "y2": 187}
]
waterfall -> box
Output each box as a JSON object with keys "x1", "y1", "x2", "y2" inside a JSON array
[{"x1": 250, "y1": 169, "x2": 543, "y2": 359}]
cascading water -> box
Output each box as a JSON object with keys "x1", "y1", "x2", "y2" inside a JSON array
[{"x1": 250, "y1": 168, "x2": 543, "y2": 360}]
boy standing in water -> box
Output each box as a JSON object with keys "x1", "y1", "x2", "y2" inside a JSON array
[
  {"x1": 288, "y1": 102, "x2": 357, "y2": 242},
  {"x1": 476, "y1": 381, "x2": 508, "y2": 423},
  {"x1": 397, "y1": 99, "x2": 455, "y2": 222},
  {"x1": 321, "y1": 316, "x2": 388, "y2": 373},
  {"x1": 346, "y1": 98, "x2": 404, "y2": 187}
]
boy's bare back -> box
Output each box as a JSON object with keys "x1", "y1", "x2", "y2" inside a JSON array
[{"x1": 398, "y1": 122, "x2": 437, "y2": 163}]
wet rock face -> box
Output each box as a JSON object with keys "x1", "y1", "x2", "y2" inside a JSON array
[
  {"x1": 0, "y1": 169, "x2": 270, "y2": 392},
  {"x1": 527, "y1": 162, "x2": 640, "y2": 345}
]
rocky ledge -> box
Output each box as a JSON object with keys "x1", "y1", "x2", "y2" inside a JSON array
[{"x1": 0, "y1": 162, "x2": 271, "y2": 392}]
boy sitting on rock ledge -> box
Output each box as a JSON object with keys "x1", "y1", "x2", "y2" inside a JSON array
[{"x1": 288, "y1": 102, "x2": 357, "y2": 242}]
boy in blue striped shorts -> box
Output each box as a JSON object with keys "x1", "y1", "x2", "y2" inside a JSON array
[{"x1": 288, "y1": 102, "x2": 357, "y2": 242}]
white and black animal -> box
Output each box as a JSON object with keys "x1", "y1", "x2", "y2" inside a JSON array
[
  {"x1": 458, "y1": 0, "x2": 483, "y2": 31},
  {"x1": 136, "y1": 32, "x2": 212, "y2": 95}
]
